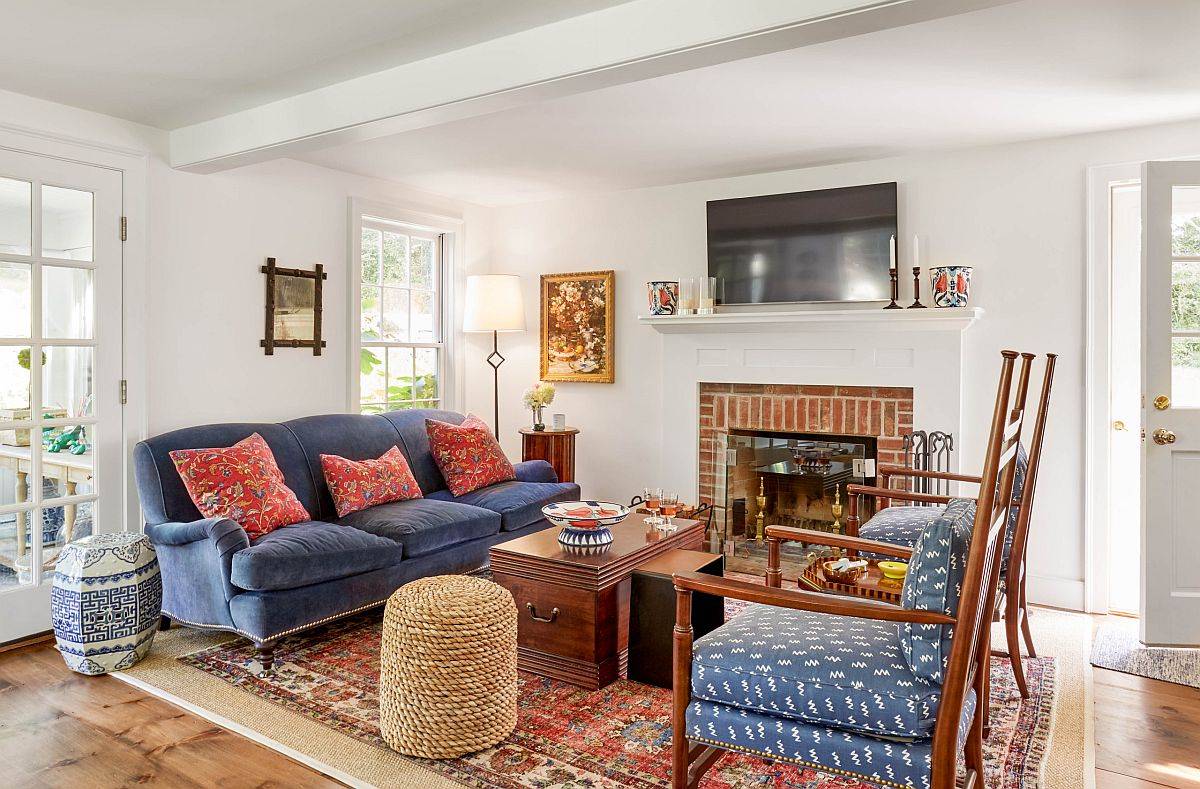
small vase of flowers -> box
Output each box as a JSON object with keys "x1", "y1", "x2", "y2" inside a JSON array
[{"x1": 522, "y1": 382, "x2": 556, "y2": 431}]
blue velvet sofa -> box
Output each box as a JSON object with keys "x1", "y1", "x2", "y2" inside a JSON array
[{"x1": 133, "y1": 409, "x2": 580, "y2": 668}]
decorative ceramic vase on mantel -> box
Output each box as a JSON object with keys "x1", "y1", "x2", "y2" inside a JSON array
[{"x1": 930, "y1": 266, "x2": 972, "y2": 307}]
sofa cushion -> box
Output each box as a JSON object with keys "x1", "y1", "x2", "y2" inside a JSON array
[
  {"x1": 320, "y1": 447, "x2": 422, "y2": 517},
  {"x1": 170, "y1": 433, "x2": 311, "y2": 539},
  {"x1": 425, "y1": 415, "x2": 516, "y2": 496},
  {"x1": 380, "y1": 408, "x2": 466, "y2": 494},
  {"x1": 336, "y1": 497, "x2": 500, "y2": 558},
  {"x1": 135, "y1": 423, "x2": 319, "y2": 525},
  {"x1": 692, "y1": 604, "x2": 948, "y2": 738},
  {"x1": 899, "y1": 497, "x2": 976, "y2": 685},
  {"x1": 231, "y1": 520, "x2": 403, "y2": 592},
  {"x1": 282, "y1": 413, "x2": 412, "y2": 520},
  {"x1": 427, "y1": 480, "x2": 581, "y2": 531}
]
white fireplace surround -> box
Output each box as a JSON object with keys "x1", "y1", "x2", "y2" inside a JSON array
[{"x1": 640, "y1": 307, "x2": 983, "y2": 501}]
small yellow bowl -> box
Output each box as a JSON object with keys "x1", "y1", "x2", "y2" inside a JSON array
[{"x1": 878, "y1": 561, "x2": 909, "y2": 580}]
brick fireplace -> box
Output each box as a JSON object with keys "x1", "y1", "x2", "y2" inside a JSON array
[{"x1": 698, "y1": 383, "x2": 915, "y2": 506}]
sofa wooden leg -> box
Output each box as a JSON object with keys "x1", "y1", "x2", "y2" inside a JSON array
[
  {"x1": 256, "y1": 641, "x2": 277, "y2": 674},
  {"x1": 158, "y1": 614, "x2": 172, "y2": 632}
]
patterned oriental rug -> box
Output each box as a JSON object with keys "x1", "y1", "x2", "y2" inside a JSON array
[{"x1": 178, "y1": 600, "x2": 1057, "y2": 789}]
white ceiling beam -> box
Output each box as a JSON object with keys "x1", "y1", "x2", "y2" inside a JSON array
[{"x1": 170, "y1": 0, "x2": 1015, "y2": 172}]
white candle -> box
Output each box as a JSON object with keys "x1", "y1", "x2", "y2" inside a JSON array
[
  {"x1": 889, "y1": 235, "x2": 896, "y2": 271},
  {"x1": 913, "y1": 234, "x2": 920, "y2": 269}
]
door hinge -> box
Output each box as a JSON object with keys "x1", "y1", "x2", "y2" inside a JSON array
[
  {"x1": 119, "y1": 379, "x2": 128, "y2": 405},
  {"x1": 120, "y1": 216, "x2": 127, "y2": 242}
]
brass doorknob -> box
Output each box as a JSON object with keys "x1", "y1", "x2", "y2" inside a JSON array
[
  {"x1": 1152, "y1": 428, "x2": 1176, "y2": 445},
  {"x1": 1113, "y1": 420, "x2": 1128, "y2": 431},
  {"x1": 1154, "y1": 395, "x2": 1170, "y2": 410}
]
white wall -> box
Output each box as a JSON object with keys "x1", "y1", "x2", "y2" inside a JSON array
[
  {"x1": 146, "y1": 158, "x2": 492, "y2": 433},
  {"x1": 482, "y1": 117, "x2": 1200, "y2": 610}
]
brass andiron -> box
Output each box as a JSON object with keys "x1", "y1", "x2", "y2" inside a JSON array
[
  {"x1": 830, "y1": 483, "x2": 843, "y2": 532},
  {"x1": 755, "y1": 477, "x2": 766, "y2": 542}
]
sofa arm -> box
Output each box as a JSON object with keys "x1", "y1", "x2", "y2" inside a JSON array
[
  {"x1": 146, "y1": 517, "x2": 248, "y2": 551},
  {"x1": 514, "y1": 459, "x2": 558, "y2": 483},
  {"x1": 144, "y1": 517, "x2": 249, "y2": 628}
]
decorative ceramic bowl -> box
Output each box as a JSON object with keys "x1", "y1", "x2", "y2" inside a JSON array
[
  {"x1": 822, "y1": 559, "x2": 867, "y2": 584},
  {"x1": 878, "y1": 560, "x2": 910, "y2": 580},
  {"x1": 543, "y1": 500, "x2": 630, "y2": 547}
]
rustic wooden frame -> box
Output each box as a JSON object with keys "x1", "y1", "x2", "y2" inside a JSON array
[
  {"x1": 261, "y1": 257, "x2": 328, "y2": 356},
  {"x1": 672, "y1": 350, "x2": 1033, "y2": 789},
  {"x1": 539, "y1": 270, "x2": 615, "y2": 383}
]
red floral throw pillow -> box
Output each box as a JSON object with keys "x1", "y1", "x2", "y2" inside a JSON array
[
  {"x1": 170, "y1": 433, "x2": 310, "y2": 539},
  {"x1": 320, "y1": 446, "x2": 422, "y2": 518},
  {"x1": 425, "y1": 414, "x2": 516, "y2": 497}
]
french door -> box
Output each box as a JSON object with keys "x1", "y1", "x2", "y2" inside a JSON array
[
  {"x1": 0, "y1": 149, "x2": 123, "y2": 643},
  {"x1": 1142, "y1": 160, "x2": 1200, "y2": 646}
]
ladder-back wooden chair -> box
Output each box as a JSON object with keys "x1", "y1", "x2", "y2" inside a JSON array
[
  {"x1": 671, "y1": 350, "x2": 1028, "y2": 789},
  {"x1": 842, "y1": 353, "x2": 1056, "y2": 699}
]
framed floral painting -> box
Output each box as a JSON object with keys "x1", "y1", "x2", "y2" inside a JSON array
[{"x1": 540, "y1": 270, "x2": 615, "y2": 383}]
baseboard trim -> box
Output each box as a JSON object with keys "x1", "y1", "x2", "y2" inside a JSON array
[
  {"x1": 1027, "y1": 574, "x2": 1085, "y2": 611},
  {"x1": 111, "y1": 669, "x2": 371, "y2": 788}
]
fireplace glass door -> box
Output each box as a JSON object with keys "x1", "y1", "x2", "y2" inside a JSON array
[{"x1": 718, "y1": 429, "x2": 875, "y2": 578}]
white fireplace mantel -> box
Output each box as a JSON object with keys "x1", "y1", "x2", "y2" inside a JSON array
[
  {"x1": 646, "y1": 306, "x2": 983, "y2": 503},
  {"x1": 638, "y1": 306, "x2": 982, "y2": 334}
]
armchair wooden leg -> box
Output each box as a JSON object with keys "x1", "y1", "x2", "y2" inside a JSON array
[
  {"x1": 672, "y1": 588, "x2": 694, "y2": 789},
  {"x1": 1019, "y1": 586, "x2": 1037, "y2": 658},
  {"x1": 1005, "y1": 590, "x2": 1029, "y2": 699}
]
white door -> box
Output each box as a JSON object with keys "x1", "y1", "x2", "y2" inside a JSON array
[
  {"x1": 1142, "y1": 160, "x2": 1200, "y2": 646},
  {"x1": 0, "y1": 149, "x2": 123, "y2": 643}
]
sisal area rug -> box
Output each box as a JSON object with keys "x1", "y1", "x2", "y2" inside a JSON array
[
  {"x1": 170, "y1": 606, "x2": 1055, "y2": 789},
  {"x1": 1090, "y1": 615, "x2": 1200, "y2": 689}
]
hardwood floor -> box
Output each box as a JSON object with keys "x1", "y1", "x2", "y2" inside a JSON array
[
  {"x1": 1094, "y1": 666, "x2": 1200, "y2": 789},
  {"x1": 0, "y1": 642, "x2": 340, "y2": 788},
  {"x1": 2, "y1": 639, "x2": 1198, "y2": 787}
]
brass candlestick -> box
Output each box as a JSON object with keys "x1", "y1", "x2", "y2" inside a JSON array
[
  {"x1": 755, "y1": 477, "x2": 767, "y2": 542},
  {"x1": 830, "y1": 483, "x2": 843, "y2": 532},
  {"x1": 909, "y1": 266, "x2": 927, "y2": 309},
  {"x1": 884, "y1": 268, "x2": 902, "y2": 309}
]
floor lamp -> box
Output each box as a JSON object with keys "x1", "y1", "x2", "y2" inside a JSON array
[{"x1": 463, "y1": 274, "x2": 526, "y2": 436}]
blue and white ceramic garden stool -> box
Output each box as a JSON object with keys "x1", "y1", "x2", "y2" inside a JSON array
[{"x1": 51, "y1": 532, "x2": 162, "y2": 675}]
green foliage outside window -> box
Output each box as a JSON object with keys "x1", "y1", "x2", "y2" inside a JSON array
[{"x1": 1173, "y1": 218, "x2": 1200, "y2": 368}]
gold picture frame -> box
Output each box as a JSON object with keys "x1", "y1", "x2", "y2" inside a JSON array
[{"x1": 540, "y1": 270, "x2": 615, "y2": 384}]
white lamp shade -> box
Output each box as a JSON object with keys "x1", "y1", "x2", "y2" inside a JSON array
[{"x1": 463, "y1": 274, "x2": 526, "y2": 332}]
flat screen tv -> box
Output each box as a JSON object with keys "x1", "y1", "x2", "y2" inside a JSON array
[{"x1": 707, "y1": 182, "x2": 897, "y2": 305}]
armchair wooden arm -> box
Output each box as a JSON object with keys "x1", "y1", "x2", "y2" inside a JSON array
[
  {"x1": 673, "y1": 571, "x2": 950, "y2": 625},
  {"x1": 763, "y1": 525, "x2": 912, "y2": 587},
  {"x1": 877, "y1": 464, "x2": 982, "y2": 484}
]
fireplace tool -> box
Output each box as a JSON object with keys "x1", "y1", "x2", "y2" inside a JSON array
[{"x1": 901, "y1": 430, "x2": 955, "y2": 500}]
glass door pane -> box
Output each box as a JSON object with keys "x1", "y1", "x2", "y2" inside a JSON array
[{"x1": 0, "y1": 149, "x2": 118, "y2": 643}]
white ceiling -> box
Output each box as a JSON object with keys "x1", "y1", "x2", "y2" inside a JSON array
[
  {"x1": 297, "y1": 0, "x2": 1200, "y2": 205},
  {"x1": 0, "y1": 0, "x2": 630, "y2": 128}
]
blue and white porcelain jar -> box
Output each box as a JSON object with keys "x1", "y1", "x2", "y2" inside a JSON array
[{"x1": 51, "y1": 532, "x2": 162, "y2": 675}]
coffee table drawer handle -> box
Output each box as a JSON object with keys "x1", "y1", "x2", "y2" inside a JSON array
[{"x1": 526, "y1": 602, "x2": 559, "y2": 623}]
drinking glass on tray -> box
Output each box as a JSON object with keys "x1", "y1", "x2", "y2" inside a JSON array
[
  {"x1": 660, "y1": 492, "x2": 679, "y2": 530},
  {"x1": 644, "y1": 487, "x2": 662, "y2": 526}
]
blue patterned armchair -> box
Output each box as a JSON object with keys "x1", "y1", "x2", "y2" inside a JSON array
[
  {"x1": 671, "y1": 350, "x2": 1030, "y2": 789},
  {"x1": 844, "y1": 353, "x2": 1056, "y2": 700}
]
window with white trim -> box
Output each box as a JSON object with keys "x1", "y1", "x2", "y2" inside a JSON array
[{"x1": 357, "y1": 217, "x2": 446, "y2": 413}]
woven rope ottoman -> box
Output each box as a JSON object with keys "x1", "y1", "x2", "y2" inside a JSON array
[{"x1": 379, "y1": 575, "x2": 518, "y2": 758}]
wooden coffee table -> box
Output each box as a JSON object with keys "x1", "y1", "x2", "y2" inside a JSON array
[{"x1": 489, "y1": 515, "x2": 702, "y2": 690}]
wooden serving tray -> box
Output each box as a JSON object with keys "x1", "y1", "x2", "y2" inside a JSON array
[{"x1": 799, "y1": 560, "x2": 904, "y2": 604}]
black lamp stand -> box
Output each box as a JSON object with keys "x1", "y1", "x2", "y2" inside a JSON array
[{"x1": 486, "y1": 329, "x2": 506, "y2": 435}]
